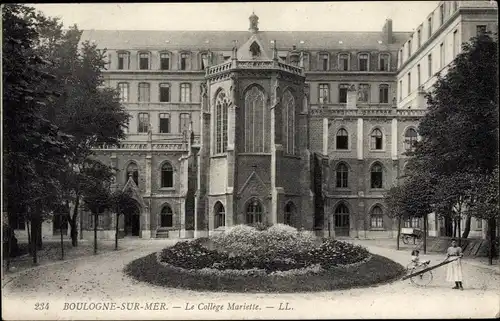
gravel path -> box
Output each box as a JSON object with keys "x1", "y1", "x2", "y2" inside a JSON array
[{"x1": 2, "y1": 239, "x2": 499, "y2": 320}]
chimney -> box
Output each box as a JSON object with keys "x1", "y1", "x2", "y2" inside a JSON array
[{"x1": 382, "y1": 19, "x2": 393, "y2": 44}]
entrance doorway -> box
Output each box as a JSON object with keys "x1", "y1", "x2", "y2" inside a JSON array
[
  {"x1": 124, "y1": 205, "x2": 140, "y2": 237},
  {"x1": 334, "y1": 203, "x2": 350, "y2": 237}
]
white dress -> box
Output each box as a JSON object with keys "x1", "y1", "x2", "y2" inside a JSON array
[{"x1": 446, "y1": 246, "x2": 463, "y2": 282}]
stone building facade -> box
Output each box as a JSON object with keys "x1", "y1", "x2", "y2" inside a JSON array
[{"x1": 13, "y1": 1, "x2": 497, "y2": 240}]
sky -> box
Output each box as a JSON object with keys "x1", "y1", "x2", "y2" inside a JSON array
[{"x1": 29, "y1": 2, "x2": 440, "y2": 32}]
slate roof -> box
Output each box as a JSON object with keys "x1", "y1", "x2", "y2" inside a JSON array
[{"x1": 80, "y1": 30, "x2": 412, "y2": 51}]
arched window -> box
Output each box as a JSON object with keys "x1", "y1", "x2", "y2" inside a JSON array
[
  {"x1": 244, "y1": 86, "x2": 269, "y2": 153},
  {"x1": 334, "y1": 203, "x2": 350, "y2": 235},
  {"x1": 284, "y1": 202, "x2": 295, "y2": 226},
  {"x1": 160, "y1": 205, "x2": 173, "y2": 228},
  {"x1": 160, "y1": 52, "x2": 170, "y2": 70},
  {"x1": 336, "y1": 163, "x2": 349, "y2": 188},
  {"x1": 379, "y1": 53, "x2": 390, "y2": 71},
  {"x1": 370, "y1": 206, "x2": 384, "y2": 228},
  {"x1": 215, "y1": 90, "x2": 229, "y2": 154},
  {"x1": 370, "y1": 163, "x2": 383, "y2": 189},
  {"x1": 358, "y1": 53, "x2": 370, "y2": 71},
  {"x1": 214, "y1": 202, "x2": 225, "y2": 228},
  {"x1": 161, "y1": 162, "x2": 173, "y2": 188},
  {"x1": 404, "y1": 128, "x2": 418, "y2": 151},
  {"x1": 370, "y1": 128, "x2": 383, "y2": 150},
  {"x1": 246, "y1": 199, "x2": 263, "y2": 224},
  {"x1": 138, "y1": 52, "x2": 150, "y2": 70},
  {"x1": 282, "y1": 90, "x2": 295, "y2": 154},
  {"x1": 126, "y1": 163, "x2": 139, "y2": 186},
  {"x1": 336, "y1": 128, "x2": 348, "y2": 150}
]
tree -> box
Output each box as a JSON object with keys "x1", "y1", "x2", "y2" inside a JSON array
[
  {"x1": 385, "y1": 184, "x2": 409, "y2": 251},
  {"x1": 109, "y1": 190, "x2": 137, "y2": 250},
  {"x1": 399, "y1": 32, "x2": 498, "y2": 247},
  {"x1": 82, "y1": 181, "x2": 112, "y2": 255},
  {"x1": 469, "y1": 167, "x2": 499, "y2": 265},
  {"x1": 34, "y1": 18, "x2": 130, "y2": 247},
  {"x1": 3, "y1": 4, "x2": 73, "y2": 265}
]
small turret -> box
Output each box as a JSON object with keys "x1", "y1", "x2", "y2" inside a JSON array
[{"x1": 249, "y1": 12, "x2": 259, "y2": 33}]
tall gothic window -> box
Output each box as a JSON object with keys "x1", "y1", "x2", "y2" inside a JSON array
[
  {"x1": 336, "y1": 128, "x2": 348, "y2": 150},
  {"x1": 160, "y1": 205, "x2": 173, "y2": 228},
  {"x1": 126, "y1": 162, "x2": 139, "y2": 186},
  {"x1": 161, "y1": 162, "x2": 173, "y2": 188},
  {"x1": 370, "y1": 163, "x2": 383, "y2": 189},
  {"x1": 370, "y1": 128, "x2": 383, "y2": 150},
  {"x1": 215, "y1": 90, "x2": 229, "y2": 154},
  {"x1": 244, "y1": 86, "x2": 269, "y2": 153},
  {"x1": 246, "y1": 199, "x2": 263, "y2": 224},
  {"x1": 336, "y1": 163, "x2": 348, "y2": 188},
  {"x1": 284, "y1": 202, "x2": 295, "y2": 226},
  {"x1": 404, "y1": 128, "x2": 418, "y2": 151},
  {"x1": 214, "y1": 202, "x2": 225, "y2": 228},
  {"x1": 370, "y1": 206, "x2": 384, "y2": 228},
  {"x1": 282, "y1": 90, "x2": 295, "y2": 154}
]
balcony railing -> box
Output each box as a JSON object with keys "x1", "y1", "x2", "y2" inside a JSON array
[
  {"x1": 206, "y1": 59, "x2": 304, "y2": 77},
  {"x1": 310, "y1": 108, "x2": 427, "y2": 117}
]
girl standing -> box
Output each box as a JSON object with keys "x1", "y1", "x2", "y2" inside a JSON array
[{"x1": 446, "y1": 239, "x2": 464, "y2": 290}]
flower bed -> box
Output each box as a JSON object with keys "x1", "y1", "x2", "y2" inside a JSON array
[{"x1": 124, "y1": 224, "x2": 404, "y2": 292}]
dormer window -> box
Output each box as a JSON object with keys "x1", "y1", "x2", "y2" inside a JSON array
[{"x1": 250, "y1": 41, "x2": 261, "y2": 58}]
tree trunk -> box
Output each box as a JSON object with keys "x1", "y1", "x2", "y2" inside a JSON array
[
  {"x1": 423, "y1": 214, "x2": 427, "y2": 254},
  {"x1": 458, "y1": 215, "x2": 462, "y2": 247},
  {"x1": 31, "y1": 219, "x2": 38, "y2": 265},
  {"x1": 462, "y1": 215, "x2": 472, "y2": 239},
  {"x1": 70, "y1": 195, "x2": 80, "y2": 246},
  {"x1": 397, "y1": 216, "x2": 401, "y2": 250},
  {"x1": 94, "y1": 212, "x2": 98, "y2": 255},
  {"x1": 453, "y1": 218, "x2": 457, "y2": 238},
  {"x1": 488, "y1": 218, "x2": 496, "y2": 265},
  {"x1": 26, "y1": 220, "x2": 32, "y2": 255},
  {"x1": 115, "y1": 204, "x2": 119, "y2": 251},
  {"x1": 60, "y1": 215, "x2": 65, "y2": 260}
]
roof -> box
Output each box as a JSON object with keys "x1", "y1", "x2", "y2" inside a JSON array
[{"x1": 79, "y1": 30, "x2": 412, "y2": 51}]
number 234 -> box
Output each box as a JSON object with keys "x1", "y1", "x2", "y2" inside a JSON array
[{"x1": 34, "y1": 303, "x2": 49, "y2": 310}]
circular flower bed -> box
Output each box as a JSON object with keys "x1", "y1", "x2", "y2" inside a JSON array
[{"x1": 124, "y1": 224, "x2": 405, "y2": 292}]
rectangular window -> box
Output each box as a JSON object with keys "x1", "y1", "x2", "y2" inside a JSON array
[
  {"x1": 181, "y1": 53, "x2": 189, "y2": 70},
  {"x1": 428, "y1": 54, "x2": 433, "y2": 77},
  {"x1": 417, "y1": 29, "x2": 421, "y2": 48},
  {"x1": 407, "y1": 40, "x2": 412, "y2": 58},
  {"x1": 118, "y1": 52, "x2": 129, "y2": 70},
  {"x1": 138, "y1": 83, "x2": 150, "y2": 102},
  {"x1": 321, "y1": 54, "x2": 329, "y2": 71},
  {"x1": 359, "y1": 54, "x2": 369, "y2": 71},
  {"x1": 180, "y1": 83, "x2": 191, "y2": 102},
  {"x1": 417, "y1": 64, "x2": 421, "y2": 87},
  {"x1": 339, "y1": 84, "x2": 349, "y2": 103},
  {"x1": 139, "y1": 53, "x2": 149, "y2": 70},
  {"x1": 160, "y1": 53, "x2": 170, "y2": 70},
  {"x1": 379, "y1": 54, "x2": 389, "y2": 71},
  {"x1": 440, "y1": 42, "x2": 445, "y2": 68},
  {"x1": 318, "y1": 84, "x2": 329, "y2": 103},
  {"x1": 138, "y1": 113, "x2": 149, "y2": 133},
  {"x1": 453, "y1": 30, "x2": 458, "y2": 57},
  {"x1": 159, "y1": 84, "x2": 170, "y2": 102},
  {"x1": 476, "y1": 25, "x2": 487, "y2": 36},
  {"x1": 159, "y1": 113, "x2": 170, "y2": 133},
  {"x1": 179, "y1": 113, "x2": 191, "y2": 133},
  {"x1": 339, "y1": 54, "x2": 349, "y2": 71},
  {"x1": 399, "y1": 80, "x2": 403, "y2": 101},
  {"x1": 379, "y1": 85, "x2": 389, "y2": 104},
  {"x1": 428, "y1": 17, "x2": 433, "y2": 39},
  {"x1": 370, "y1": 216, "x2": 383, "y2": 228},
  {"x1": 358, "y1": 84, "x2": 369, "y2": 103},
  {"x1": 439, "y1": 4, "x2": 444, "y2": 26},
  {"x1": 118, "y1": 83, "x2": 129, "y2": 102},
  {"x1": 407, "y1": 72, "x2": 411, "y2": 95}
]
